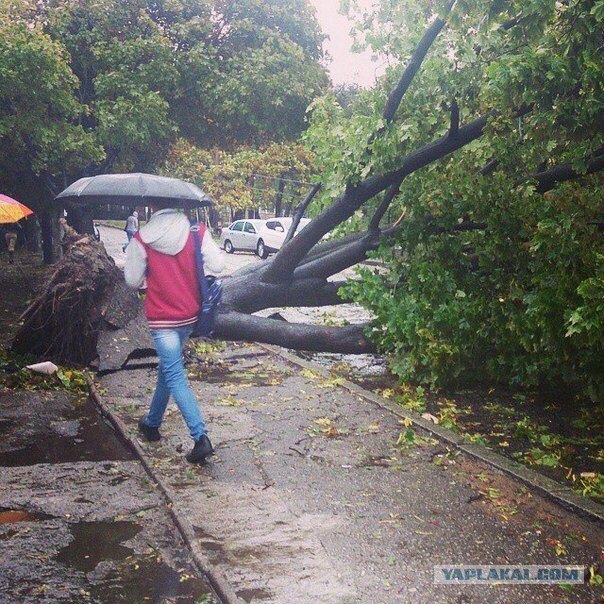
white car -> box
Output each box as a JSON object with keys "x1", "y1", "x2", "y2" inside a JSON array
[
  {"x1": 219, "y1": 219, "x2": 265, "y2": 255},
  {"x1": 219, "y1": 217, "x2": 311, "y2": 258},
  {"x1": 255, "y1": 217, "x2": 311, "y2": 259}
]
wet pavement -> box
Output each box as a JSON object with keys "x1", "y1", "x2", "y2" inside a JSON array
[
  {"x1": 101, "y1": 343, "x2": 604, "y2": 603},
  {"x1": 101, "y1": 220, "x2": 604, "y2": 495},
  {"x1": 0, "y1": 391, "x2": 133, "y2": 467},
  {"x1": 0, "y1": 387, "x2": 218, "y2": 603}
]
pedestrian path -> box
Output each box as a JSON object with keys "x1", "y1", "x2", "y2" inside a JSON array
[{"x1": 100, "y1": 343, "x2": 604, "y2": 603}]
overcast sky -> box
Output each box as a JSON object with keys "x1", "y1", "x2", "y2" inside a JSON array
[{"x1": 309, "y1": 0, "x2": 385, "y2": 88}]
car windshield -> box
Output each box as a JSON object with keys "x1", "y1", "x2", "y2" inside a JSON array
[{"x1": 231, "y1": 222, "x2": 243, "y2": 231}]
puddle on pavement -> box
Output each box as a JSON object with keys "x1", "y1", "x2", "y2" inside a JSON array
[
  {"x1": 0, "y1": 507, "x2": 53, "y2": 524},
  {"x1": 89, "y1": 555, "x2": 212, "y2": 603},
  {"x1": 0, "y1": 396, "x2": 134, "y2": 467},
  {"x1": 189, "y1": 361, "x2": 288, "y2": 387},
  {"x1": 57, "y1": 520, "x2": 212, "y2": 602},
  {"x1": 237, "y1": 587, "x2": 273, "y2": 602},
  {"x1": 57, "y1": 520, "x2": 141, "y2": 573}
]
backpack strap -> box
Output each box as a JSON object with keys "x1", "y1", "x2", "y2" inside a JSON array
[{"x1": 190, "y1": 224, "x2": 209, "y2": 304}]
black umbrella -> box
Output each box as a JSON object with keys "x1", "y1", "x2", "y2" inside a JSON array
[{"x1": 56, "y1": 173, "x2": 212, "y2": 208}]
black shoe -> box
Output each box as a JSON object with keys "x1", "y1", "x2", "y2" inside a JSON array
[
  {"x1": 186, "y1": 434, "x2": 214, "y2": 464},
  {"x1": 138, "y1": 416, "x2": 161, "y2": 442}
]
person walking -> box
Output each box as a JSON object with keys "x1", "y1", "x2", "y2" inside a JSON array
[
  {"x1": 4, "y1": 226, "x2": 18, "y2": 264},
  {"x1": 124, "y1": 206, "x2": 224, "y2": 464},
  {"x1": 122, "y1": 209, "x2": 139, "y2": 252}
]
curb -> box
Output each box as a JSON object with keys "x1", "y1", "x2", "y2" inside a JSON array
[
  {"x1": 87, "y1": 378, "x2": 243, "y2": 604},
  {"x1": 259, "y1": 344, "x2": 604, "y2": 526}
]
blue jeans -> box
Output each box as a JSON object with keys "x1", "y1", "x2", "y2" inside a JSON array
[
  {"x1": 122, "y1": 230, "x2": 135, "y2": 251},
  {"x1": 142, "y1": 326, "x2": 206, "y2": 441}
]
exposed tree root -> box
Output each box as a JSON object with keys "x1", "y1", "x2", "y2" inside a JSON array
[{"x1": 12, "y1": 227, "x2": 124, "y2": 365}]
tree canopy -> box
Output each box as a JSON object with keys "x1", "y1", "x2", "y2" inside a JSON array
[
  {"x1": 0, "y1": 0, "x2": 328, "y2": 244},
  {"x1": 0, "y1": 13, "x2": 101, "y2": 196},
  {"x1": 162, "y1": 139, "x2": 317, "y2": 214},
  {"x1": 2, "y1": 0, "x2": 602, "y2": 401},
  {"x1": 304, "y1": 0, "x2": 603, "y2": 398}
]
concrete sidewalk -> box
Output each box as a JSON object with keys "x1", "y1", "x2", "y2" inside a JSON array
[{"x1": 100, "y1": 343, "x2": 604, "y2": 603}]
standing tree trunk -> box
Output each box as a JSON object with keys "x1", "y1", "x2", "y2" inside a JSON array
[
  {"x1": 40, "y1": 206, "x2": 62, "y2": 264},
  {"x1": 273, "y1": 174, "x2": 286, "y2": 217},
  {"x1": 66, "y1": 205, "x2": 95, "y2": 235},
  {"x1": 24, "y1": 216, "x2": 42, "y2": 253}
]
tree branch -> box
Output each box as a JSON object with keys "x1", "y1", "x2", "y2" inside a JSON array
[
  {"x1": 368, "y1": 98, "x2": 460, "y2": 233},
  {"x1": 501, "y1": 12, "x2": 529, "y2": 30},
  {"x1": 229, "y1": 231, "x2": 369, "y2": 282},
  {"x1": 382, "y1": 2, "x2": 454, "y2": 125},
  {"x1": 260, "y1": 6, "x2": 458, "y2": 285},
  {"x1": 293, "y1": 232, "x2": 384, "y2": 281},
  {"x1": 263, "y1": 106, "x2": 531, "y2": 285},
  {"x1": 424, "y1": 150, "x2": 604, "y2": 237},
  {"x1": 448, "y1": 99, "x2": 459, "y2": 138},
  {"x1": 424, "y1": 219, "x2": 487, "y2": 236},
  {"x1": 298, "y1": 231, "x2": 369, "y2": 264},
  {"x1": 532, "y1": 151, "x2": 604, "y2": 193},
  {"x1": 283, "y1": 182, "x2": 322, "y2": 245},
  {"x1": 214, "y1": 312, "x2": 376, "y2": 354},
  {"x1": 368, "y1": 184, "x2": 400, "y2": 232},
  {"x1": 222, "y1": 276, "x2": 347, "y2": 313},
  {"x1": 479, "y1": 157, "x2": 499, "y2": 175}
]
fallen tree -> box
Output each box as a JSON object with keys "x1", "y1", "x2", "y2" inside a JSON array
[
  {"x1": 12, "y1": 226, "x2": 124, "y2": 363},
  {"x1": 13, "y1": 1, "x2": 604, "y2": 372}
]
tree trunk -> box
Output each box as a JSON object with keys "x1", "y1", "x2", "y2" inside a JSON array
[
  {"x1": 274, "y1": 175, "x2": 286, "y2": 217},
  {"x1": 40, "y1": 207, "x2": 62, "y2": 264},
  {"x1": 66, "y1": 206, "x2": 95, "y2": 235},
  {"x1": 24, "y1": 216, "x2": 42, "y2": 253},
  {"x1": 214, "y1": 312, "x2": 374, "y2": 354}
]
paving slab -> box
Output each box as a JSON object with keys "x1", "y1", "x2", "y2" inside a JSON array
[{"x1": 100, "y1": 343, "x2": 604, "y2": 603}]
